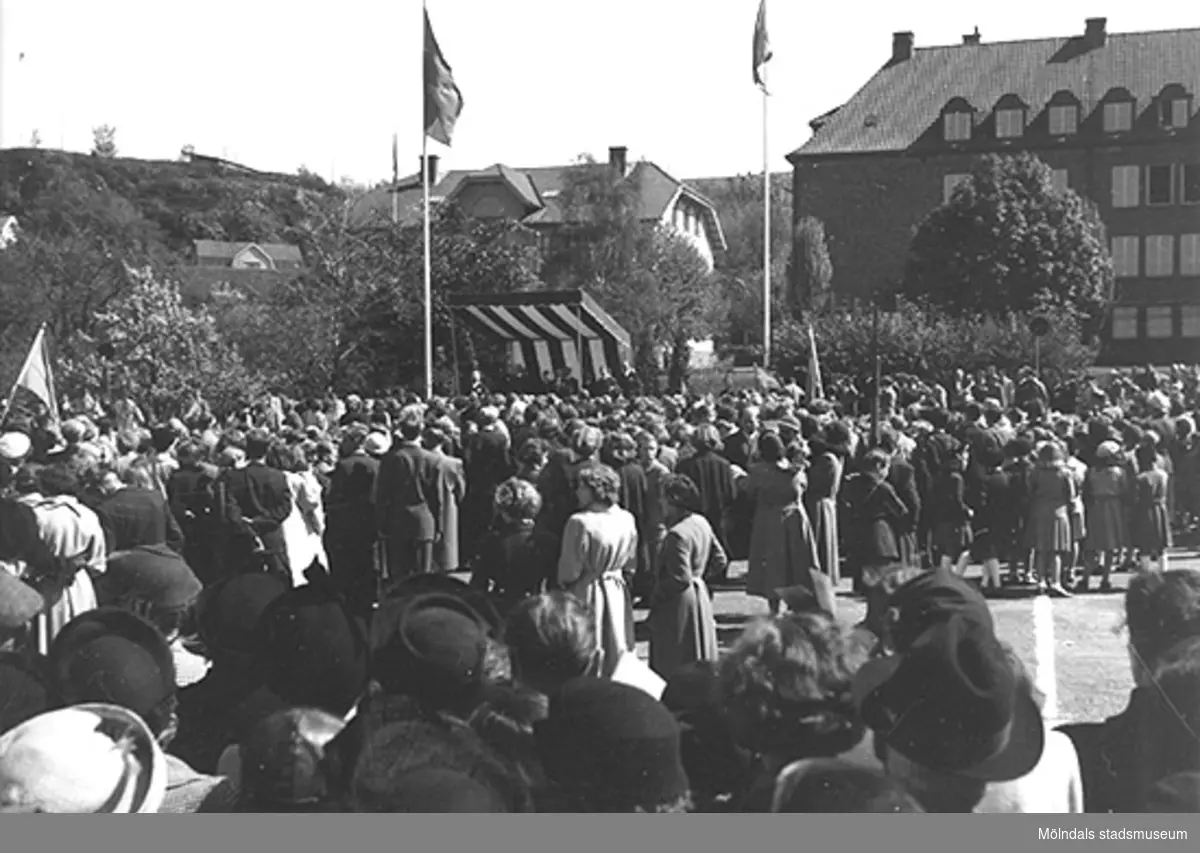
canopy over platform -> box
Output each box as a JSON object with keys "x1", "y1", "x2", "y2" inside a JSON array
[{"x1": 449, "y1": 290, "x2": 632, "y2": 383}]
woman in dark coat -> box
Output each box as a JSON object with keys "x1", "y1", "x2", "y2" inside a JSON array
[
  {"x1": 1130, "y1": 443, "x2": 1172, "y2": 573},
  {"x1": 973, "y1": 447, "x2": 1015, "y2": 595},
  {"x1": 840, "y1": 450, "x2": 909, "y2": 584},
  {"x1": 805, "y1": 424, "x2": 848, "y2": 584},
  {"x1": 647, "y1": 475, "x2": 723, "y2": 680},
  {"x1": 677, "y1": 425, "x2": 738, "y2": 561}
]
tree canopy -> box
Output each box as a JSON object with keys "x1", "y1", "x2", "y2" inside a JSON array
[{"x1": 903, "y1": 153, "x2": 1114, "y2": 324}]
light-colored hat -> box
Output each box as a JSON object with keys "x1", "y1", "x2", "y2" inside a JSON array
[
  {"x1": 60, "y1": 418, "x2": 88, "y2": 445},
  {"x1": 0, "y1": 432, "x2": 32, "y2": 462},
  {"x1": 0, "y1": 703, "x2": 167, "y2": 813},
  {"x1": 363, "y1": 432, "x2": 391, "y2": 457},
  {"x1": 1096, "y1": 441, "x2": 1121, "y2": 460}
]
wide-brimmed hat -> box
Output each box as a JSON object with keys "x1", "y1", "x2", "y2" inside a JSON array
[
  {"x1": 880, "y1": 566, "x2": 994, "y2": 655},
  {"x1": 853, "y1": 613, "x2": 1044, "y2": 782},
  {"x1": 0, "y1": 432, "x2": 32, "y2": 462},
  {"x1": 372, "y1": 593, "x2": 488, "y2": 705},
  {"x1": 0, "y1": 703, "x2": 167, "y2": 813},
  {"x1": 0, "y1": 571, "x2": 45, "y2": 632},
  {"x1": 48, "y1": 608, "x2": 176, "y2": 727},
  {"x1": 195, "y1": 572, "x2": 290, "y2": 662},
  {"x1": 101, "y1": 545, "x2": 203, "y2": 612}
]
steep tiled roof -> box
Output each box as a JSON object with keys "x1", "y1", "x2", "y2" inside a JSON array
[
  {"x1": 193, "y1": 240, "x2": 303, "y2": 264},
  {"x1": 347, "y1": 159, "x2": 724, "y2": 249},
  {"x1": 790, "y1": 27, "x2": 1200, "y2": 158}
]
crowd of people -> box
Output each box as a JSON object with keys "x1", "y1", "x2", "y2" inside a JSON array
[{"x1": 0, "y1": 361, "x2": 1197, "y2": 813}]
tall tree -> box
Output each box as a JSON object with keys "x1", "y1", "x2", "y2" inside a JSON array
[
  {"x1": 91, "y1": 125, "x2": 118, "y2": 158},
  {"x1": 544, "y1": 157, "x2": 719, "y2": 381},
  {"x1": 788, "y1": 215, "x2": 833, "y2": 317},
  {"x1": 904, "y1": 153, "x2": 1114, "y2": 325}
]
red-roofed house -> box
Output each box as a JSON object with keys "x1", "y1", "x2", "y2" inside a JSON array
[
  {"x1": 788, "y1": 18, "x2": 1200, "y2": 364},
  {"x1": 350, "y1": 147, "x2": 726, "y2": 271}
]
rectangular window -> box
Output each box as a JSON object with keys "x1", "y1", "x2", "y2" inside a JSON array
[
  {"x1": 1146, "y1": 235, "x2": 1176, "y2": 277},
  {"x1": 1183, "y1": 306, "x2": 1200, "y2": 338},
  {"x1": 1147, "y1": 165, "x2": 1174, "y2": 205},
  {"x1": 1111, "y1": 307, "x2": 1138, "y2": 340},
  {"x1": 1182, "y1": 234, "x2": 1200, "y2": 276},
  {"x1": 1147, "y1": 306, "x2": 1174, "y2": 339},
  {"x1": 1104, "y1": 101, "x2": 1133, "y2": 132},
  {"x1": 943, "y1": 174, "x2": 969, "y2": 203},
  {"x1": 1051, "y1": 169, "x2": 1069, "y2": 194},
  {"x1": 995, "y1": 109, "x2": 1024, "y2": 138},
  {"x1": 1171, "y1": 98, "x2": 1190, "y2": 129},
  {"x1": 1184, "y1": 164, "x2": 1200, "y2": 204},
  {"x1": 1111, "y1": 236, "x2": 1140, "y2": 277},
  {"x1": 1048, "y1": 105, "x2": 1078, "y2": 135},
  {"x1": 944, "y1": 112, "x2": 972, "y2": 141},
  {"x1": 1111, "y1": 165, "x2": 1140, "y2": 208}
]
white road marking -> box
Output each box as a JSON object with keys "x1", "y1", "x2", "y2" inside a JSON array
[{"x1": 1032, "y1": 594, "x2": 1060, "y2": 725}]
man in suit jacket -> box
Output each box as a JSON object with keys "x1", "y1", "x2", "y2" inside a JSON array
[
  {"x1": 325, "y1": 430, "x2": 383, "y2": 615},
  {"x1": 374, "y1": 409, "x2": 440, "y2": 581},
  {"x1": 461, "y1": 406, "x2": 512, "y2": 565},
  {"x1": 95, "y1": 464, "x2": 186, "y2": 555},
  {"x1": 219, "y1": 430, "x2": 293, "y2": 582}
]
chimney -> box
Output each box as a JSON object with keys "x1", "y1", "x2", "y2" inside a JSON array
[
  {"x1": 1085, "y1": 17, "x2": 1107, "y2": 48},
  {"x1": 608, "y1": 146, "x2": 628, "y2": 177},
  {"x1": 963, "y1": 27, "x2": 981, "y2": 45},
  {"x1": 419, "y1": 155, "x2": 439, "y2": 186},
  {"x1": 892, "y1": 32, "x2": 914, "y2": 63}
]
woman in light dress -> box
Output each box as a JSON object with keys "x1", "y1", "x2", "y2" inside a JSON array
[
  {"x1": 557, "y1": 464, "x2": 638, "y2": 675},
  {"x1": 276, "y1": 444, "x2": 328, "y2": 586}
]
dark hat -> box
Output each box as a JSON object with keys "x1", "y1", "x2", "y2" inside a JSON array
[
  {"x1": 0, "y1": 571, "x2": 45, "y2": 631},
  {"x1": 660, "y1": 661, "x2": 720, "y2": 715},
  {"x1": 102, "y1": 545, "x2": 202, "y2": 612},
  {"x1": 239, "y1": 707, "x2": 345, "y2": 809},
  {"x1": 534, "y1": 676, "x2": 689, "y2": 807},
  {"x1": 253, "y1": 583, "x2": 370, "y2": 718},
  {"x1": 853, "y1": 613, "x2": 1044, "y2": 783},
  {"x1": 381, "y1": 573, "x2": 502, "y2": 637},
  {"x1": 372, "y1": 593, "x2": 487, "y2": 704},
  {"x1": 883, "y1": 566, "x2": 994, "y2": 655},
  {"x1": 195, "y1": 572, "x2": 290, "y2": 661},
  {"x1": 0, "y1": 652, "x2": 50, "y2": 735},
  {"x1": 369, "y1": 767, "x2": 511, "y2": 813},
  {"x1": 774, "y1": 570, "x2": 838, "y2": 619},
  {"x1": 48, "y1": 608, "x2": 176, "y2": 725}
]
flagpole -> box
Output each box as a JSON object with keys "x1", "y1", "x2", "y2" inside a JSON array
[
  {"x1": 422, "y1": 126, "x2": 434, "y2": 400},
  {"x1": 762, "y1": 59, "x2": 771, "y2": 372},
  {"x1": 391, "y1": 133, "x2": 399, "y2": 225}
]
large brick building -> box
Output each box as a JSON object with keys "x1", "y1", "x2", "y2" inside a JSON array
[{"x1": 788, "y1": 18, "x2": 1200, "y2": 364}]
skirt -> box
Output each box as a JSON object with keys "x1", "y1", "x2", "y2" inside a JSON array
[
  {"x1": 1085, "y1": 496, "x2": 1127, "y2": 552},
  {"x1": 1028, "y1": 507, "x2": 1073, "y2": 554},
  {"x1": 1131, "y1": 503, "x2": 1172, "y2": 555},
  {"x1": 578, "y1": 571, "x2": 635, "y2": 675}
]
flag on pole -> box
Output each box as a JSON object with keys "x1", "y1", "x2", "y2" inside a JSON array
[
  {"x1": 424, "y1": 10, "x2": 464, "y2": 147},
  {"x1": 9, "y1": 324, "x2": 58, "y2": 424},
  {"x1": 752, "y1": 0, "x2": 772, "y2": 91},
  {"x1": 806, "y1": 325, "x2": 823, "y2": 402}
]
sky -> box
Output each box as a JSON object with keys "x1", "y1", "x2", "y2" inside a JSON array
[{"x1": 0, "y1": 2, "x2": 1196, "y2": 185}]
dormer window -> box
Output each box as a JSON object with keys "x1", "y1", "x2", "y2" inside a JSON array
[
  {"x1": 942, "y1": 98, "x2": 975, "y2": 142},
  {"x1": 996, "y1": 109, "x2": 1024, "y2": 138},
  {"x1": 1101, "y1": 88, "x2": 1136, "y2": 133},
  {"x1": 1157, "y1": 85, "x2": 1193, "y2": 129},
  {"x1": 1049, "y1": 105, "x2": 1078, "y2": 135}
]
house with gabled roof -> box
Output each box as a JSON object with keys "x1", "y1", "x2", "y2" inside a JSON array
[
  {"x1": 788, "y1": 18, "x2": 1200, "y2": 364},
  {"x1": 181, "y1": 239, "x2": 304, "y2": 303},
  {"x1": 349, "y1": 146, "x2": 726, "y2": 271},
  {"x1": 193, "y1": 240, "x2": 303, "y2": 271}
]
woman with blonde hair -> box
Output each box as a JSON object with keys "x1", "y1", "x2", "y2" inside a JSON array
[
  {"x1": 557, "y1": 464, "x2": 638, "y2": 676},
  {"x1": 1027, "y1": 442, "x2": 1076, "y2": 597}
]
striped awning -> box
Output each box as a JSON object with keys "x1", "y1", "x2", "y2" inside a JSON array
[{"x1": 449, "y1": 290, "x2": 631, "y2": 383}]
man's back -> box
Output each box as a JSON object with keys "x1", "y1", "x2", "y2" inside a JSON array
[
  {"x1": 376, "y1": 443, "x2": 439, "y2": 539},
  {"x1": 97, "y1": 487, "x2": 184, "y2": 554}
]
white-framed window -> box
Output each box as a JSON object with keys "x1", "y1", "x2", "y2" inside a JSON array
[
  {"x1": 943, "y1": 173, "x2": 969, "y2": 203},
  {"x1": 1111, "y1": 306, "x2": 1139, "y2": 340},
  {"x1": 1048, "y1": 105, "x2": 1078, "y2": 136},
  {"x1": 1168, "y1": 98, "x2": 1191, "y2": 129},
  {"x1": 1182, "y1": 234, "x2": 1200, "y2": 276},
  {"x1": 1146, "y1": 235, "x2": 1176, "y2": 277},
  {"x1": 1147, "y1": 165, "x2": 1174, "y2": 205},
  {"x1": 1051, "y1": 169, "x2": 1069, "y2": 194},
  {"x1": 1147, "y1": 306, "x2": 1174, "y2": 339},
  {"x1": 1104, "y1": 101, "x2": 1134, "y2": 132},
  {"x1": 1111, "y1": 236, "x2": 1140, "y2": 278},
  {"x1": 1111, "y1": 165, "x2": 1140, "y2": 208},
  {"x1": 1183, "y1": 305, "x2": 1200, "y2": 338},
  {"x1": 1183, "y1": 164, "x2": 1200, "y2": 205},
  {"x1": 944, "y1": 111, "x2": 972, "y2": 141},
  {"x1": 995, "y1": 108, "x2": 1024, "y2": 138}
]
